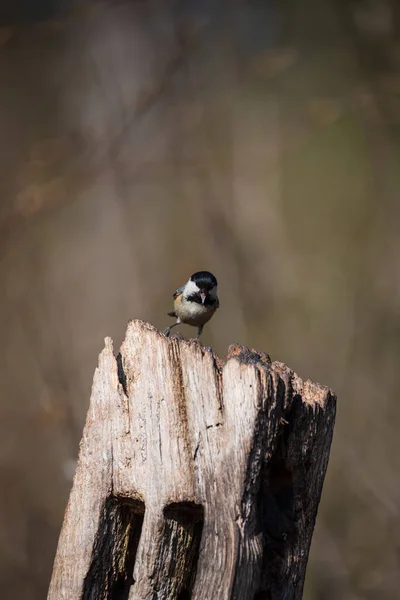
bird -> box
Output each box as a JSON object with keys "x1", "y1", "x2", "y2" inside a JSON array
[{"x1": 163, "y1": 271, "x2": 219, "y2": 339}]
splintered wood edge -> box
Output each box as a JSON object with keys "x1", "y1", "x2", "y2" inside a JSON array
[
  {"x1": 99, "y1": 320, "x2": 337, "y2": 450},
  {"x1": 108, "y1": 319, "x2": 336, "y2": 411}
]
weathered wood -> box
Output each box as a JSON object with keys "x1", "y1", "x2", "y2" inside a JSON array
[{"x1": 47, "y1": 319, "x2": 336, "y2": 600}]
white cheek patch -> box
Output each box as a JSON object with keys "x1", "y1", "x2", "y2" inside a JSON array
[{"x1": 183, "y1": 279, "x2": 200, "y2": 298}]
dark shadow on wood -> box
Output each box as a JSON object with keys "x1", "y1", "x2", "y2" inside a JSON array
[
  {"x1": 116, "y1": 353, "x2": 128, "y2": 396},
  {"x1": 152, "y1": 502, "x2": 204, "y2": 599},
  {"x1": 253, "y1": 592, "x2": 271, "y2": 600},
  {"x1": 254, "y1": 394, "x2": 299, "y2": 597},
  {"x1": 83, "y1": 496, "x2": 145, "y2": 600}
]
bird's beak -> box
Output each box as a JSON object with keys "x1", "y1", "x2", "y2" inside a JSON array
[{"x1": 200, "y1": 290, "x2": 207, "y2": 304}]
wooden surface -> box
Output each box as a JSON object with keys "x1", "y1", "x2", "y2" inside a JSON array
[{"x1": 47, "y1": 320, "x2": 336, "y2": 600}]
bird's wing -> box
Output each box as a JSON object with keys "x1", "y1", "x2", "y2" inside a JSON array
[{"x1": 173, "y1": 285, "x2": 185, "y2": 299}]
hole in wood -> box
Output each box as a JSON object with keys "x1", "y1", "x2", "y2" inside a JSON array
[
  {"x1": 82, "y1": 496, "x2": 145, "y2": 600},
  {"x1": 152, "y1": 502, "x2": 204, "y2": 599}
]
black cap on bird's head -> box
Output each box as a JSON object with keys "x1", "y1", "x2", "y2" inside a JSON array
[
  {"x1": 190, "y1": 271, "x2": 218, "y2": 289},
  {"x1": 190, "y1": 271, "x2": 218, "y2": 304}
]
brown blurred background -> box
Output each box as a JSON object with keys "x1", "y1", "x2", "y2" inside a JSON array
[{"x1": 1, "y1": 0, "x2": 400, "y2": 598}]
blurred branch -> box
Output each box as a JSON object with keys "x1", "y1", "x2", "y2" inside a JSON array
[{"x1": 101, "y1": 15, "x2": 204, "y2": 164}]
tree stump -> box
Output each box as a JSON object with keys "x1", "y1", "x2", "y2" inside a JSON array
[{"x1": 47, "y1": 320, "x2": 336, "y2": 600}]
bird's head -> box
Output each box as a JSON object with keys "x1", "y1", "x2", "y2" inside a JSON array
[{"x1": 184, "y1": 271, "x2": 218, "y2": 304}]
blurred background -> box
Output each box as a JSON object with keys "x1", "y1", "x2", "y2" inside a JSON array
[{"x1": 0, "y1": 0, "x2": 399, "y2": 598}]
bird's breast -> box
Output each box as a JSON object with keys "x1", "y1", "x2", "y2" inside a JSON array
[{"x1": 174, "y1": 297, "x2": 217, "y2": 326}]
